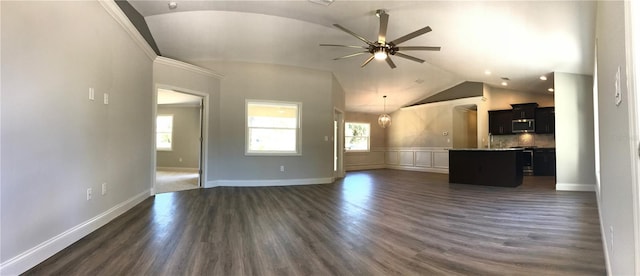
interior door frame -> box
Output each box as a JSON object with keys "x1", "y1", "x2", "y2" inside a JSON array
[
  {"x1": 151, "y1": 84, "x2": 209, "y2": 195},
  {"x1": 334, "y1": 108, "x2": 345, "y2": 179},
  {"x1": 625, "y1": 0, "x2": 640, "y2": 272}
]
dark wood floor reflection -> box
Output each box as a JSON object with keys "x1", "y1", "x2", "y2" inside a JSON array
[{"x1": 26, "y1": 170, "x2": 605, "y2": 275}]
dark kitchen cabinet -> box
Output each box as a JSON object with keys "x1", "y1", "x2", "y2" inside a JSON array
[
  {"x1": 535, "y1": 107, "x2": 555, "y2": 134},
  {"x1": 511, "y1": 103, "x2": 538, "y2": 119},
  {"x1": 489, "y1": 110, "x2": 512, "y2": 135},
  {"x1": 534, "y1": 148, "x2": 556, "y2": 176}
]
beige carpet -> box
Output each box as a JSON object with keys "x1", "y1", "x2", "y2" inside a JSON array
[{"x1": 155, "y1": 169, "x2": 200, "y2": 194}]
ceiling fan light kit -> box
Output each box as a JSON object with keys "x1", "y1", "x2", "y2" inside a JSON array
[{"x1": 321, "y1": 9, "x2": 440, "y2": 69}]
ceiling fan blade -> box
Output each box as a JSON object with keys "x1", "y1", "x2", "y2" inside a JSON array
[
  {"x1": 385, "y1": 56, "x2": 397, "y2": 69},
  {"x1": 394, "y1": 52, "x2": 426, "y2": 63},
  {"x1": 320, "y1": 44, "x2": 369, "y2": 49},
  {"x1": 390, "y1": 26, "x2": 432, "y2": 46},
  {"x1": 334, "y1": 51, "x2": 369, "y2": 60},
  {"x1": 361, "y1": 55, "x2": 375, "y2": 67},
  {"x1": 333, "y1": 24, "x2": 375, "y2": 46},
  {"x1": 378, "y1": 11, "x2": 389, "y2": 44},
  {"x1": 396, "y1": 46, "x2": 441, "y2": 51}
]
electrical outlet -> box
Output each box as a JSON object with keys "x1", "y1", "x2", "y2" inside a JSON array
[
  {"x1": 87, "y1": 188, "x2": 92, "y2": 201},
  {"x1": 280, "y1": 165, "x2": 285, "y2": 172},
  {"x1": 89, "y1": 88, "x2": 95, "y2": 100},
  {"x1": 179, "y1": 157, "x2": 183, "y2": 162},
  {"x1": 102, "y1": 183, "x2": 107, "y2": 195}
]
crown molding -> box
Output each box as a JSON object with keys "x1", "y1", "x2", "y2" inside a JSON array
[
  {"x1": 154, "y1": 56, "x2": 224, "y2": 79},
  {"x1": 98, "y1": 0, "x2": 157, "y2": 61}
]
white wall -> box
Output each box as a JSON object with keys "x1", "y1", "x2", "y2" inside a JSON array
[
  {"x1": 595, "y1": 1, "x2": 636, "y2": 274},
  {"x1": 195, "y1": 61, "x2": 335, "y2": 184},
  {"x1": 153, "y1": 58, "x2": 221, "y2": 182},
  {"x1": 1, "y1": 1, "x2": 153, "y2": 273},
  {"x1": 554, "y1": 73, "x2": 596, "y2": 191},
  {"x1": 156, "y1": 105, "x2": 201, "y2": 168}
]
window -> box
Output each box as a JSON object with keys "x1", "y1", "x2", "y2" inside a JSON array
[
  {"x1": 246, "y1": 100, "x2": 301, "y2": 155},
  {"x1": 345, "y1": 122, "x2": 370, "y2": 151},
  {"x1": 156, "y1": 115, "x2": 173, "y2": 151}
]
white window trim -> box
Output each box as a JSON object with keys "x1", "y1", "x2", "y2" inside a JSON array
[
  {"x1": 245, "y1": 99, "x2": 302, "y2": 156},
  {"x1": 345, "y1": 121, "x2": 371, "y2": 152},
  {"x1": 156, "y1": 114, "x2": 173, "y2": 151}
]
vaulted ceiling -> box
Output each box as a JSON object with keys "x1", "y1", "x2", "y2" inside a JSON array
[{"x1": 128, "y1": 0, "x2": 596, "y2": 113}]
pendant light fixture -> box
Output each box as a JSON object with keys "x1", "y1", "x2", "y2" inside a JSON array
[{"x1": 378, "y1": 95, "x2": 391, "y2": 128}]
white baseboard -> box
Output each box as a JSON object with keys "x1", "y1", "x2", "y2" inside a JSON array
[
  {"x1": 345, "y1": 164, "x2": 386, "y2": 171},
  {"x1": 555, "y1": 182, "x2": 596, "y2": 191},
  {"x1": 206, "y1": 177, "x2": 333, "y2": 188},
  {"x1": 156, "y1": 167, "x2": 199, "y2": 172},
  {"x1": 0, "y1": 190, "x2": 150, "y2": 275},
  {"x1": 385, "y1": 165, "x2": 449, "y2": 174}
]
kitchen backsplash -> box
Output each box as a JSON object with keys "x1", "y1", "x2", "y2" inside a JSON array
[{"x1": 489, "y1": 133, "x2": 555, "y2": 148}]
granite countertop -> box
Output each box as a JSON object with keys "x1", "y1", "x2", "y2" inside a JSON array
[{"x1": 448, "y1": 148, "x2": 524, "y2": 151}]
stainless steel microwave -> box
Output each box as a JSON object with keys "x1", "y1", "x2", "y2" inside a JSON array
[{"x1": 512, "y1": 119, "x2": 535, "y2": 133}]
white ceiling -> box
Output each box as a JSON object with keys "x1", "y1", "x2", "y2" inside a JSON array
[
  {"x1": 157, "y1": 88, "x2": 202, "y2": 105},
  {"x1": 129, "y1": 0, "x2": 596, "y2": 113}
]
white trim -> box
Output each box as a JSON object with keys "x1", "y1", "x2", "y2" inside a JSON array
[
  {"x1": 595, "y1": 188, "x2": 613, "y2": 275},
  {"x1": 154, "y1": 57, "x2": 224, "y2": 79},
  {"x1": 386, "y1": 165, "x2": 449, "y2": 174},
  {"x1": 206, "y1": 177, "x2": 333, "y2": 188},
  {"x1": 98, "y1": 0, "x2": 156, "y2": 61},
  {"x1": 346, "y1": 164, "x2": 386, "y2": 171},
  {"x1": 555, "y1": 183, "x2": 597, "y2": 192},
  {"x1": 0, "y1": 190, "x2": 149, "y2": 275},
  {"x1": 153, "y1": 84, "x2": 210, "y2": 195},
  {"x1": 156, "y1": 167, "x2": 199, "y2": 172}
]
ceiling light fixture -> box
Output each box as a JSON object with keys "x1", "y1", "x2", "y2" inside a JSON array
[
  {"x1": 308, "y1": 0, "x2": 334, "y2": 6},
  {"x1": 484, "y1": 70, "x2": 492, "y2": 75},
  {"x1": 168, "y1": 1, "x2": 178, "y2": 10},
  {"x1": 540, "y1": 75, "x2": 548, "y2": 81},
  {"x1": 501, "y1": 81, "x2": 508, "y2": 86},
  {"x1": 378, "y1": 95, "x2": 391, "y2": 128},
  {"x1": 548, "y1": 88, "x2": 555, "y2": 92},
  {"x1": 500, "y1": 77, "x2": 509, "y2": 86},
  {"x1": 374, "y1": 47, "x2": 388, "y2": 60}
]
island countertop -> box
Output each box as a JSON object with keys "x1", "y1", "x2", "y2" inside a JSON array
[
  {"x1": 449, "y1": 149, "x2": 524, "y2": 187},
  {"x1": 448, "y1": 148, "x2": 524, "y2": 151}
]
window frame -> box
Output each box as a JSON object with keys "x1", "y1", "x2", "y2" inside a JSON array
[
  {"x1": 245, "y1": 99, "x2": 302, "y2": 156},
  {"x1": 345, "y1": 122, "x2": 371, "y2": 152},
  {"x1": 156, "y1": 114, "x2": 174, "y2": 151}
]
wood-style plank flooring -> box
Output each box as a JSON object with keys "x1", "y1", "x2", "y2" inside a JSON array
[{"x1": 26, "y1": 169, "x2": 606, "y2": 275}]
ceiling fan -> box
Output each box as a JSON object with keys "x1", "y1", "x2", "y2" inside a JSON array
[{"x1": 320, "y1": 9, "x2": 440, "y2": 69}]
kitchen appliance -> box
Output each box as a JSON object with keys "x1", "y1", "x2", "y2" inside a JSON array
[
  {"x1": 521, "y1": 148, "x2": 534, "y2": 175},
  {"x1": 512, "y1": 119, "x2": 535, "y2": 133},
  {"x1": 512, "y1": 146, "x2": 535, "y2": 175}
]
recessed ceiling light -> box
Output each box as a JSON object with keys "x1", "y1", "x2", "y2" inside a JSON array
[
  {"x1": 548, "y1": 88, "x2": 554, "y2": 92},
  {"x1": 501, "y1": 81, "x2": 508, "y2": 86},
  {"x1": 484, "y1": 70, "x2": 491, "y2": 75},
  {"x1": 168, "y1": 1, "x2": 178, "y2": 9},
  {"x1": 540, "y1": 75, "x2": 548, "y2": 81}
]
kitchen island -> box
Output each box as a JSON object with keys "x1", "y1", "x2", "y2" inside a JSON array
[{"x1": 449, "y1": 148, "x2": 524, "y2": 187}]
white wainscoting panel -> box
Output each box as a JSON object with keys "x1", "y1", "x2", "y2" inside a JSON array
[
  {"x1": 345, "y1": 149, "x2": 386, "y2": 171},
  {"x1": 415, "y1": 151, "x2": 433, "y2": 167},
  {"x1": 399, "y1": 151, "x2": 415, "y2": 166},
  {"x1": 385, "y1": 151, "x2": 399, "y2": 165},
  {"x1": 386, "y1": 147, "x2": 449, "y2": 174}
]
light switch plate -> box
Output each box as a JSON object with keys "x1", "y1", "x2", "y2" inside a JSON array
[
  {"x1": 615, "y1": 66, "x2": 622, "y2": 106},
  {"x1": 89, "y1": 88, "x2": 95, "y2": 100},
  {"x1": 103, "y1": 93, "x2": 109, "y2": 104}
]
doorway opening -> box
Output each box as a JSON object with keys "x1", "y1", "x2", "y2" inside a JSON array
[
  {"x1": 453, "y1": 105, "x2": 478, "y2": 148},
  {"x1": 155, "y1": 88, "x2": 205, "y2": 194},
  {"x1": 334, "y1": 108, "x2": 345, "y2": 179}
]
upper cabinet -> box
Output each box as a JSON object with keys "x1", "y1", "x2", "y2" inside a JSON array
[
  {"x1": 489, "y1": 110, "x2": 513, "y2": 135},
  {"x1": 535, "y1": 107, "x2": 555, "y2": 134},
  {"x1": 510, "y1": 103, "x2": 538, "y2": 119}
]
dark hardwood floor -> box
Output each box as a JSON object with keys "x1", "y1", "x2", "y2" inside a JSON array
[{"x1": 26, "y1": 169, "x2": 606, "y2": 275}]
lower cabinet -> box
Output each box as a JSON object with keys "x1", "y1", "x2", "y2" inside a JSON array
[{"x1": 534, "y1": 148, "x2": 556, "y2": 176}]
